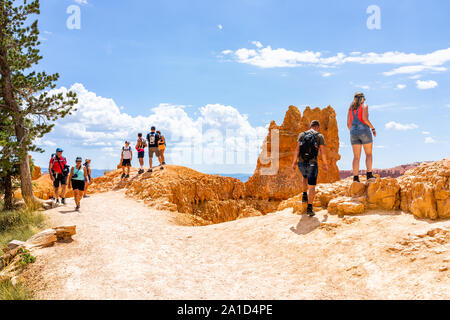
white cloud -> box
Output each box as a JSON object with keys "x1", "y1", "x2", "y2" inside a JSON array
[
  {"x1": 321, "y1": 72, "x2": 332, "y2": 77},
  {"x1": 385, "y1": 121, "x2": 418, "y2": 131},
  {"x1": 422, "y1": 131, "x2": 430, "y2": 135},
  {"x1": 74, "y1": 0, "x2": 88, "y2": 4},
  {"x1": 217, "y1": 24, "x2": 223, "y2": 30},
  {"x1": 425, "y1": 137, "x2": 436, "y2": 144},
  {"x1": 416, "y1": 80, "x2": 438, "y2": 90},
  {"x1": 383, "y1": 65, "x2": 446, "y2": 76},
  {"x1": 37, "y1": 84, "x2": 268, "y2": 169},
  {"x1": 222, "y1": 43, "x2": 450, "y2": 76},
  {"x1": 395, "y1": 84, "x2": 407, "y2": 90},
  {"x1": 370, "y1": 103, "x2": 396, "y2": 110}
]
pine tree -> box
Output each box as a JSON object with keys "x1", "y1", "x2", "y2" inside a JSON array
[{"x1": 0, "y1": 0, "x2": 77, "y2": 207}]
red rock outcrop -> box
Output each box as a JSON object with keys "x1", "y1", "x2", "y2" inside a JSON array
[
  {"x1": 89, "y1": 166, "x2": 279, "y2": 224},
  {"x1": 280, "y1": 158, "x2": 449, "y2": 220},
  {"x1": 245, "y1": 105, "x2": 340, "y2": 200},
  {"x1": 15, "y1": 174, "x2": 74, "y2": 200},
  {"x1": 398, "y1": 159, "x2": 449, "y2": 219}
]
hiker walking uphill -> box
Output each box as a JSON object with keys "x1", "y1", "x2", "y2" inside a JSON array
[
  {"x1": 347, "y1": 92, "x2": 377, "y2": 182},
  {"x1": 83, "y1": 158, "x2": 92, "y2": 198},
  {"x1": 136, "y1": 133, "x2": 147, "y2": 174},
  {"x1": 147, "y1": 126, "x2": 164, "y2": 173},
  {"x1": 49, "y1": 148, "x2": 69, "y2": 205},
  {"x1": 68, "y1": 157, "x2": 88, "y2": 211},
  {"x1": 121, "y1": 141, "x2": 133, "y2": 178},
  {"x1": 292, "y1": 120, "x2": 328, "y2": 217},
  {"x1": 157, "y1": 130, "x2": 166, "y2": 165}
]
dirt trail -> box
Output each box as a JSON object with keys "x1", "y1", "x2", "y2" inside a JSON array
[{"x1": 23, "y1": 191, "x2": 450, "y2": 300}]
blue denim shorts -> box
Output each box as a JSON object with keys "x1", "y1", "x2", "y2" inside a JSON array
[
  {"x1": 350, "y1": 125, "x2": 373, "y2": 145},
  {"x1": 298, "y1": 162, "x2": 319, "y2": 186}
]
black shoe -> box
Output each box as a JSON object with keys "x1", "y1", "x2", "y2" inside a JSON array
[
  {"x1": 125, "y1": 174, "x2": 130, "y2": 178},
  {"x1": 83, "y1": 195, "x2": 89, "y2": 198},
  {"x1": 148, "y1": 168, "x2": 153, "y2": 173},
  {"x1": 138, "y1": 169, "x2": 144, "y2": 174},
  {"x1": 367, "y1": 172, "x2": 374, "y2": 180},
  {"x1": 75, "y1": 205, "x2": 80, "y2": 211},
  {"x1": 160, "y1": 166, "x2": 164, "y2": 170},
  {"x1": 353, "y1": 175, "x2": 360, "y2": 182},
  {"x1": 307, "y1": 206, "x2": 315, "y2": 217},
  {"x1": 121, "y1": 173, "x2": 126, "y2": 178},
  {"x1": 302, "y1": 192, "x2": 308, "y2": 203},
  {"x1": 55, "y1": 199, "x2": 60, "y2": 204},
  {"x1": 61, "y1": 198, "x2": 66, "y2": 205}
]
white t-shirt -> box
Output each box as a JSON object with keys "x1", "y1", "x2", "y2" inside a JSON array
[{"x1": 122, "y1": 146, "x2": 132, "y2": 159}]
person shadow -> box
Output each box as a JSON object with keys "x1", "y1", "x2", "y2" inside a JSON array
[{"x1": 290, "y1": 213, "x2": 328, "y2": 235}]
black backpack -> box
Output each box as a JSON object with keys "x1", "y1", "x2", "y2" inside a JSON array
[{"x1": 299, "y1": 131, "x2": 319, "y2": 162}]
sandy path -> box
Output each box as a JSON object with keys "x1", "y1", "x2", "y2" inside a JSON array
[{"x1": 24, "y1": 191, "x2": 450, "y2": 300}]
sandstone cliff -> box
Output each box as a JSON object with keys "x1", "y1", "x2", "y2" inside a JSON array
[{"x1": 245, "y1": 105, "x2": 340, "y2": 200}]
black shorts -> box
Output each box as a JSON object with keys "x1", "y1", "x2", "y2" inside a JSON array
[
  {"x1": 298, "y1": 162, "x2": 319, "y2": 186},
  {"x1": 122, "y1": 159, "x2": 131, "y2": 167},
  {"x1": 53, "y1": 173, "x2": 67, "y2": 188},
  {"x1": 138, "y1": 151, "x2": 145, "y2": 159},
  {"x1": 71, "y1": 179, "x2": 85, "y2": 191}
]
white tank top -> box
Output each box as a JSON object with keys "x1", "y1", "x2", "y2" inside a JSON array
[{"x1": 122, "y1": 146, "x2": 132, "y2": 159}]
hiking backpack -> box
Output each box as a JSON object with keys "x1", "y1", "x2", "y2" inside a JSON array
[{"x1": 299, "y1": 131, "x2": 319, "y2": 162}]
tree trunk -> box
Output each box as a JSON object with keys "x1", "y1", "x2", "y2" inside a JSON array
[
  {"x1": 0, "y1": 50, "x2": 39, "y2": 208},
  {"x1": 2, "y1": 171, "x2": 13, "y2": 211},
  {"x1": 14, "y1": 123, "x2": 38, "y2": 207}
]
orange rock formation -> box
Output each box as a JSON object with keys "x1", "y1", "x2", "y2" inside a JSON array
[{"x1": 246, "y1": 105, "x2": 340, "y2": 200}]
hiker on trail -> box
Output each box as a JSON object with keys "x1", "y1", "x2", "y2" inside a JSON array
[
  {"x1": 146, "y1": 126, "x2": 164, "y2": 173},
  {"x1": 121, "y1": 141, "x2": 133, "y2": 178},
  {"x1": 83, "y1": 158, "x2": 92, "y2": 198},
  {"x1": 347, "y1": 92, "x2": 377, "y2": 182},
  {"x1": 49, "y1": 148, "x2": 69, "y2": 205},
  {"x1": 291, "y1": 120, "x2": 328, "y2": 217},
  {"x1": 136, "y1": 133, "x2": 147, "y2": 174},
  {"x1": 157, "y1": 130, "x2": 166, "y2": 165},
  {"x1": 68, "y1": 157, "x2": 88, "y2": 211}
]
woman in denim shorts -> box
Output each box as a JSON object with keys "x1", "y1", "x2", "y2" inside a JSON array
[{"x1": 347, "y1": 92, "x2": 377, "y2": 182}]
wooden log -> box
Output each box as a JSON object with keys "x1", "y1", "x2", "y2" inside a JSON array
[
  {"x1": 53, "y1": 226, "x2": 76, "y2": 240},
  {"x1": 25, "y1": 229, "x2": 57, "y2": 248}
]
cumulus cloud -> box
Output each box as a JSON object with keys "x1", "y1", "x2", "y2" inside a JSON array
[
  {"x1": 385, "y1": 121, "x2": 418, "y2": 131},
  {"x1": 395, "y1": 84, "x2": 407, "y2": 90},
  {"x1": 37, "y1": 84, "x2": 268, "y2": 169},
  {"x1": 217, "y1": 24, "x2": 223, "y2": 30},
  {"x1": 416, "y1": 80, "x2": 438, "y2": 90},
  {"x1": 425, "y1": 137, "x2": 436, "y2": 144},
  {"x1": 74, "y1": 0, "x2": 88, "y2": 4},
  {"x1": 221, "y1": 42, "x2": 450, "y2": 77},
  {"x1": 422, "y1": 131, "x2": 431, "y2": 135}
]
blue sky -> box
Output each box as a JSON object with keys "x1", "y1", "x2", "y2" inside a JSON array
[{"x1": 32, "y1": 0, "x2": 450, "y2": 173}]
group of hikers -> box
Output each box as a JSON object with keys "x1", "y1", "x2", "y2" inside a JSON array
[
  {"x1": 48, "y1": 92, "x2": 375, "y2": 216},
  {"x1": 48, "y1": 126, "x2": 167, "y2": 211},
  {"x1": 292, "y1": 92, "x2": 376, "y2": 217},
  {"x1": 120, "y1": 127, "x2": 166, "y2": 178}
]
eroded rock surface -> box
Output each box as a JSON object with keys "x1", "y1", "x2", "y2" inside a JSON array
[{"x1": 246, "y1": 105, "x2": 341, "y2": 200}]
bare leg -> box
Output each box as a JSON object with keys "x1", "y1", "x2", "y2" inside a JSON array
[
  {"x1": 352, "y1": 144, "x2": 362, "y2": 176},
  {"x1": 149, "y1": 156, "x2": 153, "y2": 169},
  {"x1": 363, "y1": 143, "x2": 373, "y2": 172},
  {"x1": 160, "y1": 149, "x2": 165, "y2": 163},
  {"x1": 308, "y1": 185, "x2": 316, "y2": 205},
  {"x1": 84, "y1": 182, "x2": 89, "y2": 196},
  {"x1": 302, "y1": 176, "x2": 308, "y2": 193},
  {"x1": 61, "y1": 184, "x2": 67, "y2": 198},
  {"x1": 73, "y1": 190, "x2": 79, "y2": 206}
]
